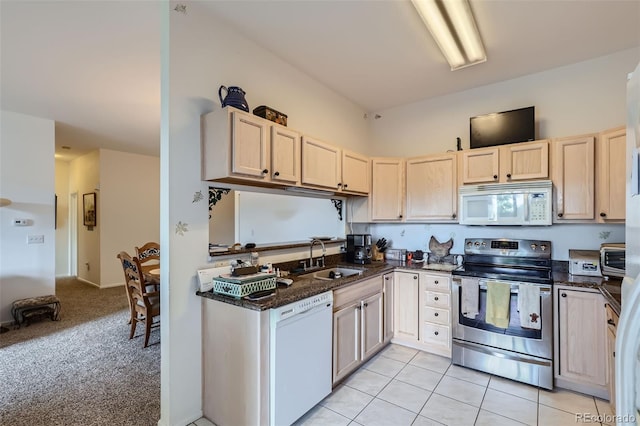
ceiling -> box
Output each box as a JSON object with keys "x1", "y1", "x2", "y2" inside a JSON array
[{"x1": 2, "y1": 1, "x2": 639, "y2": 161}]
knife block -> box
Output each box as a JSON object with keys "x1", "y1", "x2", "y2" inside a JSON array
[{"x1": 371, "y1": 245, "x2": 384, "y2": 262}]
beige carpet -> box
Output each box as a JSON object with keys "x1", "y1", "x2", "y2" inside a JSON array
[{"x1": 0, "y1": 277, "x2": 160, "y2": 426}]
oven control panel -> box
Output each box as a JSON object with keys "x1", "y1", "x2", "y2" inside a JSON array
[{"x1": 464, "y1": 238, "x2": 551, "y2": 258}]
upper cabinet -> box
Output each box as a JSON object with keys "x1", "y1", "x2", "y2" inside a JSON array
[
  {"x1": 550, "y1": 134, "x2": 595, "y2": 221},
  {"x1": 202, "y1": 107, "x2": 300, "y2": 186},
  {"x1": 596, "y1": 126, "x2": 626, "y2": 222},
  {"x1": 406, "y1": 153, "x2": 457, "y2": 222},
  {"x1": 371, "y1": 158, "x2": 405, "y2": 221},
  {"x1": 301, "y1": 136, "x2": 341, "y2": 190},
  {"x1": 460, "y1": 140, "x2": 549, "y2": 184},
  {"x1": 341, "y1": 150, "x2": 370, "y2": 194},
  {"x1": 301, "y1": 137, "x2": 370, "y2": 194}
]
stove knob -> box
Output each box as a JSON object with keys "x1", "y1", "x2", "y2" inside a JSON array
[
  {"x1": 530, "y1": 244, "x2": 537, "y2": 250},
  {"x1": 540, "y1": 244, "x2": 548, "y2": 251},
  {"x1": 466, "y1": 241, "x2": 472, "y2": 247},
  {"x1": 474, "y1": 241, "x2": 480, "y2": 247},
  {"x1": 481, "y1": 242, "x2": 487, "y2": 247}
]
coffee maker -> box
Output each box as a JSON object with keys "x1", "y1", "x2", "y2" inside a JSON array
[{"x1": 346, "y1": 234, "x2": 372, "y2": 264}]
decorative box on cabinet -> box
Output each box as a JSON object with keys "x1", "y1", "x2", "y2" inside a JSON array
[
  {"x1": 597, "y1": 126, "x2": 626, "y2": 222},
  {"x1": 550, "y1": 134, "x2": 596, "y2": 221},
  {"x1": 460, "y1": 140, "x2": 549, "y2": 184},
  {"x1": 406, "y1": 153, "x2": 458, "y2": 222},
  {"x1": 554, "y1": 285, "x2": 608, "y2": 399}
]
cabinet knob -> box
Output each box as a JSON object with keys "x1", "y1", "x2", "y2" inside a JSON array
[
  {"x1": 273, "y1": 171, "x2": 280, "y2": 177},
  {"x1": 434, "y1": 331, "x2": 439, "y2": 336},
  {"x1": 558, "y1": 213, "x2": 564, "y2": 218},
  {"x1": 561, "y1": 293, "x2": 567, "y2": 298},
  {"x1": 434, "y1": 296, "x2": 439, "y2": 301},
  {"x1": 262, "y1": 169, "x2": 269, "y2": 174},
  {"x1": 364, "y1": 303, "x2": 368, "y2": 308},
  {"x1": 434, "y1": 280, "x2": 439, "y2": 284},
  {"x1": 399, "y1": 214, "x2": 403, "y2": 219},
  {"x1": 608, "y1": 319, "x2": 616, "y2": 326},
  {"x1": 385, "y1": 277, "x2": 390, "y2": 281},
  {"x1": 600, "y1": 212, "x2": 607, "y2": 217},
  {"x1": 434, "y1": 312, "x2": 439, "y2": 317},
  {"x1": 452, "y1": 213, "x2": 457, "y2": 219},
  {"x1": 493, "y1": 175, "x2": 498, "y2": 180},
  {"x1": 413, "y1": 276, "x2": 418, "y2": 280},
  {"x1": 343, "y1": 184, "x2": 348, "y2": 189},
  {"x1": 337, "y1": 183, "x2": 342, "y2": 187},
  {"x1": 506, "y1": 173, "x2": 512, "y2": 179}
]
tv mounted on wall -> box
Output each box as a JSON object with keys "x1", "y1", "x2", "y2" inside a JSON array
[{"x1": 470, "y1": 106, "x2": 535, "y2": 149}]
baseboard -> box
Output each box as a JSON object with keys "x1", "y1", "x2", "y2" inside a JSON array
[
  {"x1": 77, "y1": 277, "x2": 100, "y2": 288},
  {"x1": 100, "y1": 282, "x2": 125, "y2": 289},
  {"x1": 157, "y1": 411, "x2": 204, "y2": 426}
]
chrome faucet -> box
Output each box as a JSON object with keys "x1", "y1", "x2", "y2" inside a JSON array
[{"x1": 309, "y1": 239, "x2": 326, "y2": 269}]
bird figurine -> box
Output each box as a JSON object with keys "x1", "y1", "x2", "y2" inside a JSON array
[{"x1": 428, "y1": 236, "x2": 453, "y2": 263}]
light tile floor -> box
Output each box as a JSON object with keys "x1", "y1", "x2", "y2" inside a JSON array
[{"x1": 191, "y1": 343, "x2": 614, "y2": 426}]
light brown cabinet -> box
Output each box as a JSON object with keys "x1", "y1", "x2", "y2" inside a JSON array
[
  {"x1": 605, "y1": 303, "x2": 618, "y2": 410},
  {"x1": 406, "y1": 153, "x2": 457, "y2": 222},
  {"x1": 597, "y1": 126, "x2": 626, "y2": 222},
  {"x1": 460, "y1": 140, "x2": 549, "y2": 184},
  {"x1": 203, "y1": 107, "x2": 301, "y2": 186},
  {"x1": 393, "y1": 271, "x2": 419, "y2": 341},
  {"x1": 383, "y1": 273, "x2": 394, "y2": 343},
  {"x1": 419, "y1": 273, "x2": 451, "y2": 357},
  {"x1": 554, "y1": 286, "x2": 608, "y2": 399},
  {"x1": 332, "y1": 277, "x2": 384, "y2": 384},
  {"x1": 341, "y1": 150, "x2": 370, "y2": 194},
  {"x1": 301, "y1": 135, "x2": 342, "y2": 190},
  {"x1": 371, "y1": 158, "x2": 405, "y2": 221},
  {"x1": 550, "y1": 134, "x2": 596, "y2": 221}
]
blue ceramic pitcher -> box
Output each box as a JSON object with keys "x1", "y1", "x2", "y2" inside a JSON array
[{"x1": 218, "y1": 85, "x2": 249, "y2": 112}]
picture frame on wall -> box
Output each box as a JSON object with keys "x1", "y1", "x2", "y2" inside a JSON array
[{"x1": 83, "y1": 192, "x2": 96, "y2": 227}]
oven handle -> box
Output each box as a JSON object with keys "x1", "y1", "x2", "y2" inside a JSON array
[
  {"x1": 476, "y1": 284, "x2": 552, "y2": 295},
  {"x1": 453, "y1": 339, "x2": 552, "y2": 366}
]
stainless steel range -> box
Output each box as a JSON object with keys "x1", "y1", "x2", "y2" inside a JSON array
[{"x1": 451, "y1": 238, "x2": 553, "y2": 389}]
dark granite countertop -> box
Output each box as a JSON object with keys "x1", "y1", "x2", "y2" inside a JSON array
[
  {"x1": 553, "y1": 269, "x2": 622, "y2": 315},
  {"x1": 209, "y1": 238, "x2": 346, "y2": 257},
  {"x1": 196, "y1": 259, "x2": 460, "y2": 311}
]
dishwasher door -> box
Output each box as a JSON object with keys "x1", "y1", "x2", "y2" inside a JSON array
[{"x1": 270, "y1": 291, "x2": 333, "y2": 426}]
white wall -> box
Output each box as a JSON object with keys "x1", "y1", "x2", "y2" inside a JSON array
[
  {"x1": 99, "y1": 149, "x2": 160, "y2": 287},
  {"x1": 163, "y1": 2, "x2": 370, "y2": 424},
  {"x1": 69, "y1": 151, "x2": 100, "y2": 285},
  {"x1": 370, "y1": 49, "x2": 640, "y2": 157},
  {"x1": 0, "y1": 110, "x2": 55, "y2": 324},
  {"x1": 55, "y1": 160, "x2": 70, "y2": 276}
]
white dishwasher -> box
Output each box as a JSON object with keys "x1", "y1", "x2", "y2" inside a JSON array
[{"x1": 270, "y1": 290, "x2": 333, "y2": 426}]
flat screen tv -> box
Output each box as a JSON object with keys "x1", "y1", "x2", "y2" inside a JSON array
[{"x1": 470, "y1": 106, "x2": 535, "y2": 149}]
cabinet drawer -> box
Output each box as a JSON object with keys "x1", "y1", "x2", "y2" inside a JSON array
[
  {"x1": 422, "y1": 323, "x2": 450, "y2": 347},
  {"x1": 425, "y1": 291, "x2": 449, "y2": 309},
  {"x1": 334, "y1": 277, "x2": 381, "y2": 310},
  {"x1": 424, "y1": 275, "x2": 450, "y2": 292},
  {"x1": 423, "y1": 306, "x2": 450, "y2": 326}
]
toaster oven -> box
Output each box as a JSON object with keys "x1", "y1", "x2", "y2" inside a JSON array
[{"x1": 600, "y1": 243, "x2": 625, "y2": 278}]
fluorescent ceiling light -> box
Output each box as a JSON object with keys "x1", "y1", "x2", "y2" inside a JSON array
[{"x1": 411, "y1": 0, "x2": 486, "y2": 70}]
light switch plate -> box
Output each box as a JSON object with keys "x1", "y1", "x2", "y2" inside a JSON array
[{"x1": 27, "y1": 235, "x2": 44, "y2": 244}]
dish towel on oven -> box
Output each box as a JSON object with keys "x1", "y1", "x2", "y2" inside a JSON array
[
  {"x1": 486, "y1": 281, "x2": 511, "y2": 328},
  {"x1": 461, "y1": 278, "x2": 479, "y2": 319},
  {"x1": 517, "y1": 284, "x2": 541, "y2": 330}
]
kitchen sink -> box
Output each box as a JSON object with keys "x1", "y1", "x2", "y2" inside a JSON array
[{"x1": 298, "y1": 267, "x2": 364, "y2": 281}]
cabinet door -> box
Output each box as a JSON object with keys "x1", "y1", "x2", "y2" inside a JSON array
[
  {"x1": 551, "y1": 135, "x2": 595, "y2": 221},
  {"x1": 460, "y1": 147, "x2": 500, "y2": 184},
  {"x1": 406, "y1": 153, "x2": 457, "y2": 222},
  {"x1": 333, "y1": 303, "x2": 360, "y2": 384},
  {"x1": 361, "y1": 292, "x2": 384, "y2": 360},
  {"x1": 597, "y1": 127, "x2": 626, "y2": 221},
  {"x1": 341, "y1": 150, "x2": 370, "y2": 194},
  {"x1": 500, "y1": 140, "x2": 549, "y2": 181},
  {"x1": 605, "y1": 304, "x2": 618, "y2": 410},
  {"x1": 393, "y1": 272, "x2": 419, "y2": 340},
  {"x1": 383, "y1": 273, "x2": 394, "y2": 343},
  {"x1": 301, "y1": 136, "x2": 341, "y2": 189},
  {"x1": 270, "y1": 126, "x2": 300, "y2": 184},
  {"x1": 371, "y1": 158, "x2": 405, "y2": 221},
  {"x1": 231, "y1": 110, "x2": 269, "y2": 178},
  {"x1": 557, "y1": 288, "x2": 607, "y2": 386}
]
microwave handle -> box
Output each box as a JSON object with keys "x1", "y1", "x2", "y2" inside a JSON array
[{"x1": 524, "y1": 194, "x2": 530, "y2": 222}]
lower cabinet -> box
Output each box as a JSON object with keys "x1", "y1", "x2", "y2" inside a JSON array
[
  {"x1": 605, "y1": 303, "x2": 619, "y2": 410},
  {"x1": 333, "y1": 276, "x2": 384, "y2": 384},
  {"x1": 383, "y1": 272, "x2": 394, "y2": 343},
  {"x1": 554, "y1": 286, "x2": 609, "y2": 399},
  {"x1": 392, "y1": 270, "x2": 452, "y2": 357}
]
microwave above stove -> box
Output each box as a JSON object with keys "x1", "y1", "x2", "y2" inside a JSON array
[{"x1": 458, "y1": 180, "x2": 552, "y2": 226}]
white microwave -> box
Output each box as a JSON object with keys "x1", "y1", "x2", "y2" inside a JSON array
[{"x1": 459, "y1": 180, "x2": 552, "y2": 226}]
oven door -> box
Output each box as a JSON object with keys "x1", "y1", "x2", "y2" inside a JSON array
[{"x1": 452, "y1": 277, "x2": 552, "y2": 360}]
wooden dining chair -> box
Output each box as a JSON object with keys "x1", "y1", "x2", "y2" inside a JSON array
[
  {"x1": 135, "y1": 242, "x2": 160, "y2": 275},
  {"x1": 116, "y1": 251, "x2": 160, "y2": 347}
]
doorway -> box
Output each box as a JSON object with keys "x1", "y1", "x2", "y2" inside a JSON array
[{"x1": 69, "y1": 192, "x2": 78, "y2": 276}]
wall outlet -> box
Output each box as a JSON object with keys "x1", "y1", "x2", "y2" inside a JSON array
[
  {"x1": 213, "y1": 261, "x2": 228, "y2": 267},
  {"x1": 27, "y1": 235, "x2": 44, "y2": 244}
]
